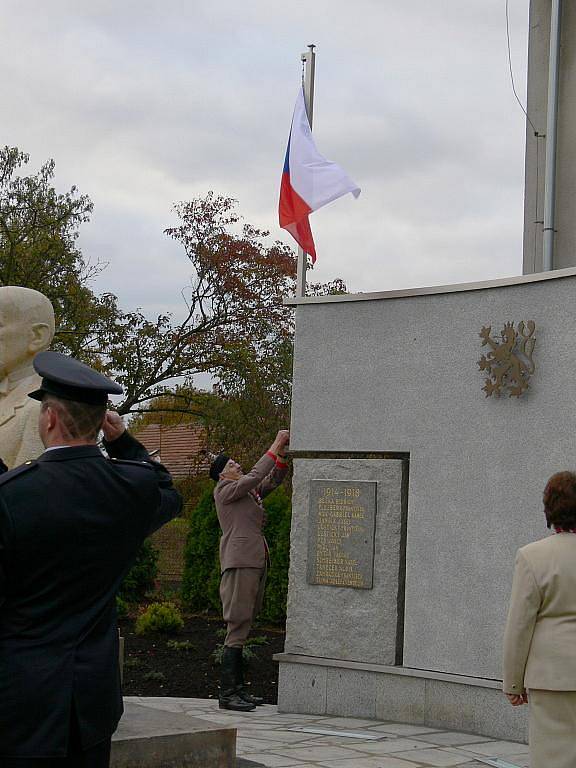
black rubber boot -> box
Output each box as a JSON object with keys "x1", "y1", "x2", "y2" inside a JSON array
[
  {"x1": 236, "y1": 647, "x2": 264, "y2": 706},
  {"x1": 219, "y1": 646, "x2": 255, "y2": 711},
  {"x1": 238, "y1": 688, "x2": 264, "y2": 706}
]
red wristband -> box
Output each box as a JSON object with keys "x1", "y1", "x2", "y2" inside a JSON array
[
  {"x1": 276, "y1": 459, "x2": 288, "y2": 469},
  {"x1": 266, "y1": 450, "x2": 277, "y2": 461}
]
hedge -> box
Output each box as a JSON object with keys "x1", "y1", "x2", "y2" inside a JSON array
[
  {"x1": 181, "y1": 485, "x2": 291, "y2": 624},
  {"x1": 118, "y1": 539, "x2": 159, "y2": 604},
  {"x1": 180, "y1": 488, "x2": 222, "y2": 614}
]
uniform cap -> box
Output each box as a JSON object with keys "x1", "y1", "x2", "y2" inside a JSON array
[{"x1": 28, "y1": 351, "x2": 123, "y2": 405}]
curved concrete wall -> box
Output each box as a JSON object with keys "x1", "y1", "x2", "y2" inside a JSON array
[
  {"x1": 523, "y1": 0, "x2": 576, "y2": 273},
  {"x1": 288, "y1": 269, "x2": 576, "y2": 680}
]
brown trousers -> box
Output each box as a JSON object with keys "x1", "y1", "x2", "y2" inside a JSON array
[{"x1": 220, "y1": 567, "x2": 267, "y2": 647}]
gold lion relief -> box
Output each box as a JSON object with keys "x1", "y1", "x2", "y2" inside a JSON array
[{"x1": 478, "y1": 321, "x2": 536, "y2": 398}]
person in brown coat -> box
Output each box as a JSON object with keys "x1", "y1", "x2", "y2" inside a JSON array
[
  {"x1": 210, "y1": 429, "x2": 290, "y2": 711},
  {"x1": 503, "y1": 471, "x2": 576, "y2": 768}
]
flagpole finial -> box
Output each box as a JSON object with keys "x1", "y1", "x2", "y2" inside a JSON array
[{"x1": 301, "y1": 44, "x2": 316, "y2": 61}]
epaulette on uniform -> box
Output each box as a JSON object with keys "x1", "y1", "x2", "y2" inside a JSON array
[
  {"x1": 108, "y1": 458, "x2": 154, "y2": 469},
  {"x1": 0, "y1": 460, "x2": 39, "y2": 487}
]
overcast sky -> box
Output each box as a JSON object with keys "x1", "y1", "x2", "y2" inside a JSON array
[{"x1": 1, "y1": 1, "x2": 530, "y2": 319}]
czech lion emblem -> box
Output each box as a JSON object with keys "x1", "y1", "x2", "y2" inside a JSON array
[{"x1": 478, "y1": 321, "x2": 536, "y2": 398}]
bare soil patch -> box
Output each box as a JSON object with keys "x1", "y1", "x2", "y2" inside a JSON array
[{"x1": 120, "y1": 614, "x2": 286, "y2": 704}]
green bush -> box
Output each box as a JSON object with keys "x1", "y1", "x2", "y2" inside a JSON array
[
  {"x1": 135, "y1": 602, "x2": 184, "y2": 635},
  {"x1": 116, "y1": 595, "x2": 129, "y2": 618},
  {"x1": 166, "y1": 639, "x2": 196, "y2": 652},
  {"x1": 119, "y1": 539, "x2": 159, "y2": 603},
  {"x1": 124, "y1": 657, "x2": 143, "y2": 670},
  {"x1": 181, "y1": 484, "x2": 291, "y2": 624},
  {"x1": 175, "y1": 476, "x2": 213, "y2": 518},
  {"x1": 211, "y1": 634, "x2": 269, "y2": 665},
  {"x1": 143, "y1": 670, "x2": 166, "y2": 682},
  {"x1": 180, "y1": 488, "x2": 222, "y2": 613},
  {"x1": 260, "y1": 486, "x2": 291, "y2": 623}
]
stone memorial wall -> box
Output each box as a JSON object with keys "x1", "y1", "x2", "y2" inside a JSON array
[
  {"x1": 284, "y1": 458, "x2": 406, "y2": 666},
  {"x1": 275, "y1": 268, "x2": 576, "y2": 740}
]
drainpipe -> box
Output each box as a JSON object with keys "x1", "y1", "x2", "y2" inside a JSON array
[{"x1": 542, "y1": 0, "x2": 562, "y2": 271}]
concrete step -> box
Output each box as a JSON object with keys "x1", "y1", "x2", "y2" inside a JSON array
[{"x1": 111, "y1": 700, "x2": 236, "y2": 767}]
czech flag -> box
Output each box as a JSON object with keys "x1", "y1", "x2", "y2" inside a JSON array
[{"x1": 279, "y1": 87, "x2": 360, "y2": 263}]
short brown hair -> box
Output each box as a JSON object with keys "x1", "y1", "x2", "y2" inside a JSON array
[
  {"x1": 42, "y1": 396, "x2": 106, "y2": 442},
  {"x1": 543, "y1": 471, "x2": 576, "y2": 530}
]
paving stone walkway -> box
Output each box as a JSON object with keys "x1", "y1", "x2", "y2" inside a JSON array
[{"x1": 127, "y1": 697, "x2": 530, "y2": 768}]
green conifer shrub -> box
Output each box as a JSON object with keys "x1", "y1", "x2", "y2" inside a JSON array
[
  {"x1": 260, "y1": 486, "x2": 291, "y2": 623},
  {"x1": 181, "y1": 487, "x2": 222, "y2": 613},
  {"x1": 118, "y1": 539, "x2": 159, "y2": 604},
  {"x1": 181, "y1": 485, "x2": 291, "y2": 623}
]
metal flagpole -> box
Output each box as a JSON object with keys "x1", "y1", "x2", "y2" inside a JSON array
[
  {"x1": 295, "y1": 44, "x2": 316, "y2": 298},
  {"x1": 542, "y1": 0, "x2": 562, "y2": 272}
]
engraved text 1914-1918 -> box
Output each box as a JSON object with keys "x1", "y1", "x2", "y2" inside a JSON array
[{"x1": 306, "y1": 480, "x2": 377, "y2": 589}]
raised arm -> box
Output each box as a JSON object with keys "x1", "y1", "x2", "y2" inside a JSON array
[
  {"x1": 217, "y1": 430, "x2": 290, "y2": 504},
  {"x1": 102, "y1": 412, "x2": 182, "y2": 533},
  {"x1": 258, "y1": 430, "x2": 290, "y2": 498},
  {"x1": 258, "y1": 462, "x2": 289, "y2": 499},
  {"x1": 216, "y1": 454, "x2": 277, "y2": 504},
  {"x1": 102, "y1": 413, "x2": 153, "y2": 462}
]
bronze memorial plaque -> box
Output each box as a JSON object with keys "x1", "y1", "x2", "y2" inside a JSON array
[{"x1": 307, "y1": 479, "x2": 377, "y2": 589}]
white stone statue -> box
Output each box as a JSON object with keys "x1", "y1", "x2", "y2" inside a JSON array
[{"x1": 0, "y1": 287, "x2": 55, "y2": 468}]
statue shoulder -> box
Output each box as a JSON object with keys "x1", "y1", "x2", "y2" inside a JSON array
[{"x1": 0, "y1": 379, "x2": 41, "y2": 423}]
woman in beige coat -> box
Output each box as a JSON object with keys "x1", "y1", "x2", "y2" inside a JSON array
[{"x1": 503, "y1": 471, "x2": 576, "y2": 767}]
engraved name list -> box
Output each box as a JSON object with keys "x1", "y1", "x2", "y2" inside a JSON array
[{"x1": 307, "y1": 479, "x2": 377, "y2": 589}]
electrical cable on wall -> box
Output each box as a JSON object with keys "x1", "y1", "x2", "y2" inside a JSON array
[
  {"x1": 505, "y1": 0, "x2": 538, "y2": 134},
  {"x1": 506, "y1": 0, "x2": 545, "y2": 271}
]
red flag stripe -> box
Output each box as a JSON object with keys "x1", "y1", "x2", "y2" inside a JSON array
[{"x1": 279, "y1": 172, "x2": 316, "y2": 262}]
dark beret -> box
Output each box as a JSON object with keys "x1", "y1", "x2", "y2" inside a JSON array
[{"x1": 209, "y1": 453, "x2": 229, "y2": 482}]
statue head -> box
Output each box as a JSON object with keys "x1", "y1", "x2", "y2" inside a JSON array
[{"x1": 0, "y1": 287, "x2": 55, "y2": 381}]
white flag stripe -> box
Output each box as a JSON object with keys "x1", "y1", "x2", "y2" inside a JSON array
[{"x1": 289, "y1": 88, "x2": 360, "y2": 212}]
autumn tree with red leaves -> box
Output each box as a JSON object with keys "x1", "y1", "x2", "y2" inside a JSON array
[
  {"x1": 99, "y1": 192, "x2": 297, "y2": 416},
  {"x1": 0, "y1": 147, "x2": 345, "y2": 442}
]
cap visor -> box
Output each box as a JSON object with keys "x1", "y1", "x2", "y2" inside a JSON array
[{"x1": 27, "y1": 388, "x2": 44, "y2": 401}]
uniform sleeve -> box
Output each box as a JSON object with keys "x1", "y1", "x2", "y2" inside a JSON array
[
  {"x1": 103, "y1": 430, "x2": 153, "y2": 462},
  {"x1": 104, "y1": 430, "x2": 182, "y2": 535},
  {"x1": 258, "y1": 462, "x2": 289, "y2": 499},
  {"x1": 0, "y1": 536, "x2": 5, "y2": 608},
  {"x1": 502, "y1": 549, "x2": 542, "y2": 694},
  {"x1": 0, "y1": 495, "x2": 14, "y2": 609},
  {"x1": 216, "y1": 454, "x2": 276, "y2": 504}
]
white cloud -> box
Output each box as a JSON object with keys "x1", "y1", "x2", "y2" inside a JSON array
[{"x1": 0, "y1": 0, "x2": 530, "y2": 308}]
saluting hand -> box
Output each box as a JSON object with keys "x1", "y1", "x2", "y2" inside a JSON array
[
  {"x1": 275, "y1": 430, "x2": 290, "y2": 448},
  {"x1": 270, "y1": 429, "x2": 290, "y2": 458},
  {"x1": 102, "y1": 411, "x2": 126, "y2": 443}
]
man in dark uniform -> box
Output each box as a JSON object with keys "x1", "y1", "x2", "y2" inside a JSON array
[{"x1": 0, "y1": 351, "x2": 182, "y2": 767}]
